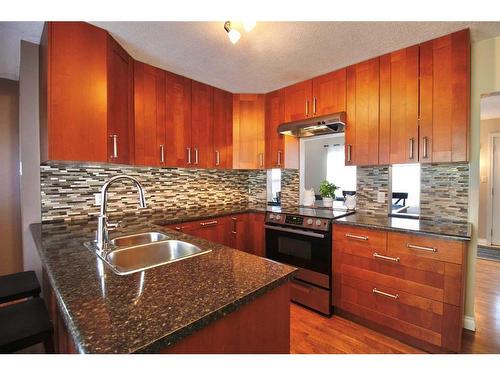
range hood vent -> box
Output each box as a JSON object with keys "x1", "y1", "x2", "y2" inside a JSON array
[{"x1": 278, "y1": 112, "x2": 346, "y2": 137}]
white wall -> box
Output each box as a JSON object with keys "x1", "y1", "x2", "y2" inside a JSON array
[{"x1": 19, "y1": 40, "x2": 42, "y2": 280}]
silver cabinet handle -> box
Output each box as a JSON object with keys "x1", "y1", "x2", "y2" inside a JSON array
[
  {"x1": 373, "y1": 252, "x2": 400, "y2": 263},
  {"x1": 231, "y1": 217, "x2": 237, "y2": 234},
  {"x1": 407, "y1": 243, "x2": 437, "y2": 253},
  {"x1": 346, "y1": 144, "x2": 352, "y2": 163},
  {"x1": 200, "y1": 220, "x2": 218, "y2": 227},
  {"x1": 160, "y1": 144, "x2": 165, "y2": 163},
  {"x1": 422, "y1": 136, "x2": 429, "y2": 159},
  {"x1": 174, "y1": 226, "x2": 182, "y2": 231},
  {"x1": 194, "y1": 148, "x2": 199, "y2": 165},
  {"x1": 277, "y1": 150, "x2": 282, "y2": 166},
  {"x1": 305, "y1": 99, "x2": 309, "y2": 116},
  {"x1": 110, "y1": 135, "x2": 118, "y2": 159},
  {"x1": 313, "y1": 97, "x2": 317, "y2": 115},
  {"x1": 345, "y1": 233, "x2": 368, "y2": 241},
  {"x1": 373, "y1": 288, "x2": 399, "y2": 300},
  {"x1": 408, "y1": 138, "x2": 415, "y2": 160},
  {"x1": 186, "y1": 148, "x2": 192, "y2": 165},
  {"x1": 259, "y1": 153, "x2": 264, "y2": 168},
  {"x1": 215, "y1": 150, "x2": 220, "y2": 166}
]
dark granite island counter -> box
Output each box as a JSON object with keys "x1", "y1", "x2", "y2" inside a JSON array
[{"x1": 30, "y1": 217, "x2": 296, "y2": 354}]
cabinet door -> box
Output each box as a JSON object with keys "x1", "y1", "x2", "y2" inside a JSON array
[
  {"x1": 134, "y1": 61, "x2": 166, "y2": 166},
  {"x1": 228, "y1": 215, "x2": 249, "y2": 251},
  {"x1": 380, "y1": 46, "x2": 419, "y2": 164},
  {"x1": 247, "y1": 213, "x2": 266, "y2": 257},
  {"x1": 191, "y1": 81, "x2": 214, "y2": 168},
  {"x1": 283, "y1": 80, "x2": 313, "y2": 122},
  {"x1": 213, "y1": 88, "x2": 233, "y2": 169},
  {"x1": 45, "y1": 22, "x2": 108, "y2": 162},
  {"x1": 312, "y1": 68, "x2": 346, "y2": 116},
  {"x1": 107, "y1": 35, "x2": 134, "y2": 164},
  {"x1": 420, "y1": 29, "x2": 470, "y2": 163},
  {"x1": 265, "y1": 90, "x2": 283, "y2": 168},
  {"x1": 345, "y1": 58, "x2": 380, "y2": 166},
  {"x1": 165, "y1": 72, "x2": 192, "y2": 167},
  {"x1": 233, "y1": 94, "x2": 265, "y2": 169}
]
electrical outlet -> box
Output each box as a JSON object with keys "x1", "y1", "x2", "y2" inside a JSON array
[
  {"x1": 377, "y1": 191, "x2": 385, "y2": 203},
  {"x1": 94, "y1": 193, "x2": 102, "y2": 206}
]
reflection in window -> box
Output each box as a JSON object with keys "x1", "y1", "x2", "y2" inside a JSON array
[
  {"x1": 326, "y1": 144, "x2": 356, "y2": 199},
  {"x1": 391, "y1": 164, "x2": 421, "y2": 217},
  {"x1": 267, "y1": 169, "x2": 281, "y2": 206}
]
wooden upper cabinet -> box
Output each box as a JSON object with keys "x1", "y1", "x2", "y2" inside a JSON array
[
  {"x1": 265, "y1": 90, "x2": 299, "y2": 169},
  {"x1": 380, "y1": 46, "x2": 419, "y2": 164},
  {"x1": 312, "y1": 68, "x2": 346, "y2": 116},
  {"x1": 107, "y1": 35, "x2": 134, "y2": 164},
  {"x1": 345, "y1": 58, "x2": 380, "y2": 166},
  {"x1": 165, "y1": 72, "x2": 192, "y2": 167},
  {"x1": 213, "y1": 88, "x2": 233, "y2": 169},
  {"x1": 283, "y1": 80, "x2": 313, "y2": 122},
  {"x1": 191, "y1": 81, "x2": 214, "y2": 168},
  {"x1": 419, "y1": 29, "x2": 470, "y2": 163},
  {"x1": 40, "y1": 22, "x2": 108, "y2": 162},
  {"x1": 133, "y1": 61, "x2": 166, "y2": 166},
  {"x1": 233, "y1": 94, "x2": 265, "y2": 169}
]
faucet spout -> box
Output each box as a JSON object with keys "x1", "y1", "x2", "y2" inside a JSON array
[{"x1": 96, "y1": 175, "x2": 147, "y2": 250}]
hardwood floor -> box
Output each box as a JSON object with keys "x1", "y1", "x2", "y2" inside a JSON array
[{"x1": 290, "y1": 258, "x2": 500, "y2": 354}]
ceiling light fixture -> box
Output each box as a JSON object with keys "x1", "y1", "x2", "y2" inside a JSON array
[{"x1": 224, "y1": 21, "x2": 241, "y2": 44}]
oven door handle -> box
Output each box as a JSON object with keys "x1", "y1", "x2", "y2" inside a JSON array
[{"x1": 264, "y1": 225, "x2": 326, "y2": 239}]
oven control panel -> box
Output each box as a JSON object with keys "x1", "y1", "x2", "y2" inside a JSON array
[{"x1": 265, "y1": 212, "x2": 330, "y2": 232}]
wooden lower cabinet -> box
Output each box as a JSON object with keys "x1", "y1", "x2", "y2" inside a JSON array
[{"x1": 332, "y1": 224, "x2": 467, "y2": 353}]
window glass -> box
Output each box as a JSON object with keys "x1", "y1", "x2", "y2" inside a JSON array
[
  {"x1": 391, "y1": 164, "x2": 421, "y2": 216},
  {"x1": 326, "y1": 144, "x2": 356, "y2": 198},
  {"x1": 267, "y1": 169, "x2": 281, "y2": 205}
]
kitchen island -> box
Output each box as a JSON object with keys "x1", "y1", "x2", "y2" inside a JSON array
[{"x1": 30, "y1": 214, "x2": 295, "y2": 353}]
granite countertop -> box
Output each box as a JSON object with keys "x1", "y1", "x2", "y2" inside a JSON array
[
  {"x1": 31, "y1": 212, "x2": 295, "y2": 353},
  {"x1": 334, "y1": 213, "x2": 471, "y2": 241}
]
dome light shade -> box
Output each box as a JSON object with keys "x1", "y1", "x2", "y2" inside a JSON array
[{"x1": 224, "y1": 21, "x2": 241, "y2": 44}]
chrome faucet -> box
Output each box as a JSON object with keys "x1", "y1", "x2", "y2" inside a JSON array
[{"x1": 96, "y1": 175, "x2": 147, "y2": 251}]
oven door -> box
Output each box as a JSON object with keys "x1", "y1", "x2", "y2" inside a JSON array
[{"x1": 265, "y1": 224, "x2": 331, "y2": 276}]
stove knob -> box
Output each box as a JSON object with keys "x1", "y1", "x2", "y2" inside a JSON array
[
  {"x1": 316, "y1": 219, "x2": 322, "y2": 226},
  {"x1": 307, "y1": 218, "x2": 313, "y2": 225},
  {"x1": 276, "y1": 214, "x2": 281, "y2": 221},
  {"x1": 269, "y1": 214, "x2": 275, "y2": 220}
]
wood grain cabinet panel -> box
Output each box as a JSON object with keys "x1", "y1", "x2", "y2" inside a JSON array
[
  {"x1": 165, "y1": 72, "x2": 192, "y2": 167},
  {"x1": 283, "y1": 80, "x2": 313, "y2": 122},
  {"x1": 233, "y1": 94, "x2": 265, "y2": 169},
  {"x1": 345, "y1": 58, "x2": 380, "y2": 166},
  {"x1": 380, "y1": 46, "x2": 419, "y2": 164},
  {"x1": 133, "y1": 61, "x2": 166, "y2": 166},
  {"x1": 312, "y1": 68, "x2": 346, "y2": 116},
  {"x1": 213, "y1": 87, "x2": 233, "y2": 169},
  {"x1": 191, "y1": 81, "x2": 214, "y2": 168},
  {"x1": 265, "y1": 90, "x2": 299, "y2": 169},
  {"x1": 419, "y1": 29, "x2": 470, "y2": 163}
]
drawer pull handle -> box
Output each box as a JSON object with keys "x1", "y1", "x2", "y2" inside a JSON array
[
  {"x1": 373, "y1": 288, "x2": 399, "y2": 300},
  {"x1": 174, "y1": 226, "x2": 182, "y2": 231},
  {"x1": 293, "y1": 282, "x2": 312, "y2": 294},
  {"x1": 200, "y1": 220, "x2": 218, "y2": 227},
  {"x1": 231, "y1": 217, "x2": 237, "y2": 234},
  {"x1": 407, "y1": 243, "x2": 437, "y2": 253},
  {"x1": 373, "y1": 252, "x2": 400, "y2": 263},
  {"x1": 346, "y1": 233, "x2": 368, "y2": 241}
]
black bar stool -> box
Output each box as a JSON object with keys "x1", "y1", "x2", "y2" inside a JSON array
[
  {"x1": 0, "y1": 298, "x2": 54, "y2": 353},
  {"x1": 0, "y1": 271, "x2": 41, "y2": 304}
]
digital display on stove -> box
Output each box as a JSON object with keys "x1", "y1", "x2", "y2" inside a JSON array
[{"x1": 285, "y1": 215, "x2": 303, "y2": 225}]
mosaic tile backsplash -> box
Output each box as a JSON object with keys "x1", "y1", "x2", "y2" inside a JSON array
[
  {"x1": 41, "y1": 163, "x2": 259, "y2": 222},
  {"x1": 355, "y1": 166, "x2": 390, "y2": 214},
  {"x1": 420, "y1": 163, "x2": 469, "y2": 223},
  {"x1": 281, "y1": 169, "x2": 300, "y2": 207}
]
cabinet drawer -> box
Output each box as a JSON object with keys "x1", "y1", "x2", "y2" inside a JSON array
[
  {"x1": 334, "y1": 225, "x2": 387, "y2": 251},
  {"x1": 291, "y1": 279, "x2": 330, "y2": 315},
  {"x1": 388, "y1": 232, "x2": 465, "y2": 265}
]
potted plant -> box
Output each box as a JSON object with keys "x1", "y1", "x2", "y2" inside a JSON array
[{"x1": 319, "y1": 180, "x2": 339, "y2": 208}]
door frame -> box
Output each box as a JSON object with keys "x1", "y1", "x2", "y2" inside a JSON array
[{"x1": 487, "y1": 132, "x2": 500, "y2": 245}]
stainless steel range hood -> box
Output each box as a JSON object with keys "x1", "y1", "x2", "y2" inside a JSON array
[{"x1": 278, "y1": 112, "x2": 346, "y2": 137}]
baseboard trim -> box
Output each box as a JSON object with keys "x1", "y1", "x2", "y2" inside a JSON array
[
  {"x1": 478, "y1": 238, "x2": 488, "y2": 246},
  {"x1": 464, "y1": 315, "x2": 476, "y2": 331}
]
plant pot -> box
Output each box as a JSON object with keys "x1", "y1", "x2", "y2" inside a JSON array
[{"x1": 322, "y1": 197, "x2": 334, "y2": 207}]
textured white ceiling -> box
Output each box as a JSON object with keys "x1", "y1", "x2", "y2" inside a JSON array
[{"x1": 2, "y1": 21, "x2": 500, "y2": 92}]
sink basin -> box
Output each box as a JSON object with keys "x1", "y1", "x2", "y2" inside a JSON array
[
  {"x1": 109, "y1": 232, "x2": 169, "y2": 247},
  {"x1": 105, "y1": 240, "x2": 210, "y2": 275},
  {"x1": 84, "y1": 232, "x2": 211, "y2": 275}
]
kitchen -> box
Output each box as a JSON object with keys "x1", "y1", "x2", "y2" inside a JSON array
[{"x1": 1, "y1": 2, "x2": 500, "y2": 372}]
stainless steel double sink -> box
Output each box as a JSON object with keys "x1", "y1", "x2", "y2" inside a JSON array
[{"x1": 84, "y1": 231, "x2": 211, "y2": 275}]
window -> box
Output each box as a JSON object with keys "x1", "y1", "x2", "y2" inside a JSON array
[
  {"x1": 267, "y1": 169, "x2": 281, "y2": 205},
  {"x1": 391, "y1": 164, "x2": 421, "y2": 217},
  {"x1": 326, "y1": 144, "x2": 356, "y2": 198}
]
